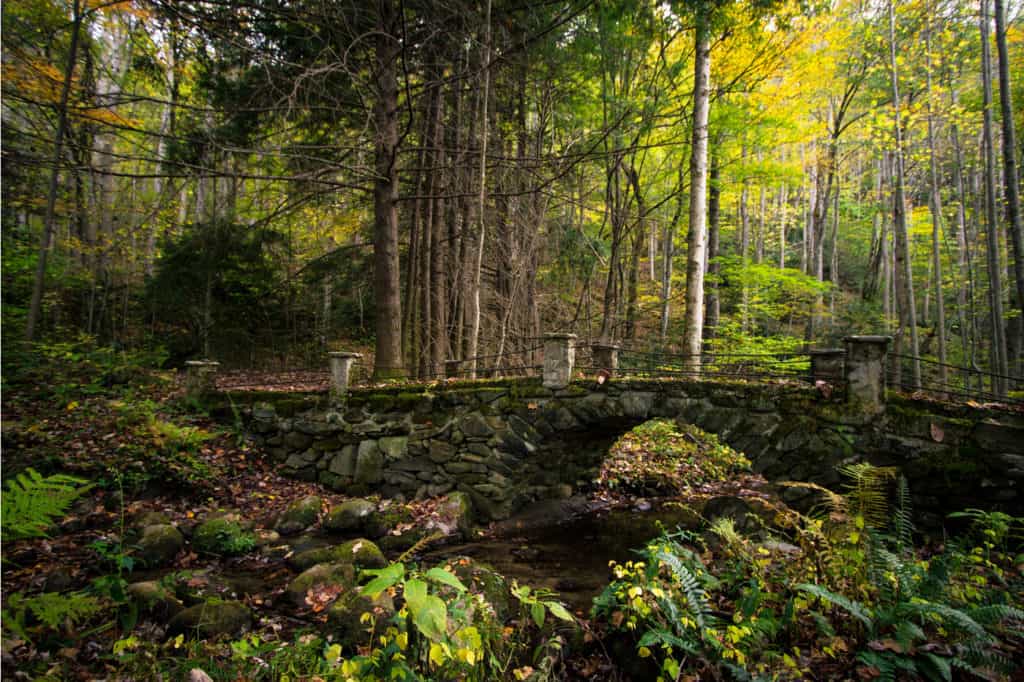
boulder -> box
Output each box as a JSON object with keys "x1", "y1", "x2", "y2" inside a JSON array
[
  {"x1": 275, "y1": 495, "x2": 323, "y2": 536},
  {"x1": 288, "y1": 538, "x2": 387, "y2": 572},
  {"x1": 192, "y1": 515, "x2": 256, "y2": 556},
  {"x1": 286, "y1": 562, "x2": 357, "y2": 607},
  {"x1": 355, "y1": 441, "x2": 384, "y2": 484},
  {"x1": 323, "y1": 498, "x2": 376, "y2": 533},
  {"x1": 136, "y1": 524, "x2": 184, "y2": 566},
  {"x1": 127, "y1": 580, "x2": 185, "y2": 619},
  {"x1": 167, "y1": 600, "x2": 252, "y2": 639},
  {"x1": 429, "y1": 492, "x2": 474, "y2": 538},
  {"x1": 327, "y1": 589, "x2": 396, "y2": 649}
]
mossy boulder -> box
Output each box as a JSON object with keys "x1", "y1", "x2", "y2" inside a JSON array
[
  {"x1": 327, "y1": 589, "x2": 396, "y2": 649},
  {"x1": 448, "y1": 557, "x2": 511, "y2": 620},
  {"x1": 136, "y1": 524, "x2": 184, "y2": 566},
  {"x1": 286, "y1": 562, "x2": 357, "y2": 608},
  {"x1": 133, "y1": 511, "x2": 172, "y2": 528},
  {"x1": 167, "y1": 600, "x2": 252, "y2": 639},
  {"x1": 432, "y1": 492, "x2": 474, "y2": 538},
  {"x1": 288, "y1": 538, "x2": 387, "y2": 572},
  {"x1": 364, "y1": 505, "x2": 415, "y2": 539},
  {"x1": 170, "y1": 570, "x2": 245, "y2": 605},
  {"x1": 324, "y1": 498, "x2": 376, "y2": 533},
  {"x1": 192, "y1": 515, "x2": 257, "y2": 556},
  {"x1": 127, "y1": 580, "x2": 185, "y2": 619},
  {"x1": 275, "y1": 495, "x2": 323, "y2": 536}
]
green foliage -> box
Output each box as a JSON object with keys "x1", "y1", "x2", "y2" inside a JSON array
[
  {"x1": 593, "y1": 464, "x2": 1024, "y2": 678},
  {"x1": 1, "y1": 467, "x2": 91, "y2": 541},
  {"x1": 1, "y1": 591, "x2": 103, "y2": 641},
  {"x1": 598, "y1": 421, "x2": 750, "y2": 494},
  {"x1": 192, "y1": 518, "x2": 256, "y2": 556},
  {"x1": 331, "y1": 560, "x2": 572, "y2": 681}
]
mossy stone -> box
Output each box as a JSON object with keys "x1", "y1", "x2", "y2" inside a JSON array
[
  {"x1": 285, "y1": 562, "x2": 357, "y2": 607},
  {"x1": 127, "y1": 580, "x2": 185, "y2": 619},
  {"x1": 324, "y1": 499, "x2": 376, "y2": 533},
  {"x1": 327, "y1": 589, "x2": 396, "y2": 649},
  {"x1": 275, "y1": 495, "x2": 323, "y2": 536},
  {"x1": 167, "y1": 600, "x2": 252, "y2": 639},
  {"x1": 192, "y1": 516, "x2": 256, "y2": 556},
  {"x1": 287, "y1": 538, "x2": 387, "y2": 572},
  {"x1": 136, "y1": 523, "x2": 184, "y2": 566}
]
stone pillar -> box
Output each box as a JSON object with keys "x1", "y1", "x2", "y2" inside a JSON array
[
  {"x1": 328, "y1": 352, "x2": 362, "y2": 396},
  {"x1": 445, "y1": 359, "x2": 462, "y2": 380},
  {"x1": 184, "y1": 360, "x2": 219, "y2": 400},
  {"x1": 843, "y1": 336, "x2": 891, "y2": 414},
  {"x1": 543, "y1": 333, "x2": 577, "y2": 389},
  {"x1": 809, "y1": 349, "x2": 845, "y2": 383},
  {"x1": 591, "y1": 343, "x2": 620, "y2": 375}
]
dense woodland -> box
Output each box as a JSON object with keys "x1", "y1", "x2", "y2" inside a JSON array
[
  {"x1": 3, "y1": 0, "x2": 1023, "y2": 394},
  {"x1": 4, "y1": 2, "x2": 1024, "y2": 679}
]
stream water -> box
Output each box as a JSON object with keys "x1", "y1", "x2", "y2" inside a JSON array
[{"x1": 426, "y1": 499, "x2": 701, "y2": 612}]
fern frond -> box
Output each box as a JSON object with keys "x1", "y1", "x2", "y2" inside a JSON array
[
  {"x1": 893, "y1": 476, "x2": 914, "y2": 552},
  {"x1": 1, "y1": 468, "x2": 91, "y2": 541},
  {"x1": 839, "y1": 463, "x2": 897, "y2": 529},
  {"x1": 778, "y1": 480, "x2": 848, "y2": 518},
  {"x1": 797, "y1": 583, "x2": 873, "y2": 630},
  {"x1": 654, "y1": 548, "x2": 712, "y2": 631}
]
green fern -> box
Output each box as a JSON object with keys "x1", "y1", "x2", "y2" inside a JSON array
[
  {"x1": 796, "y1": 583, "x2": 873, "y2": 629},
  {"x1": 1, "y1": 590, "x2": 102, "y2": 639},
  {"x1": 838, "y1": 463, "x2": 897, "y2": 529},
  {"x1": 654, "y1": 546, "x2": 713, "y2": 630},
  {"x1": 2, "y1": 468, "x2": 91, "y2": 541}
]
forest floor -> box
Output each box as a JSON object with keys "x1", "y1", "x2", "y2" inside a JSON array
[{"x1": 2, "y1": 352, "x2": 1023, "y2": 681}]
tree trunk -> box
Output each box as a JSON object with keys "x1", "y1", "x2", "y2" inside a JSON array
[
  {"x1": 705, "y1": 152, "x2": 721, "y2": 341},
  {"x1": 980, "y1": 0, "x2": 1010, "y2": 393},
  {"x1": 994, "y1": 0, "x2": 1024, "y2": 376},
  {"x1": 682, "y1": 16, "x2": 711, "y2": 374},
  {"x1": 888, "y1": 0, "x2": 922, "y2": 389},
  {"x1": 925, "y1": 24, "x2": 949, "y2": 388},
  {"x1": 371, "y1": 0, "x2": 404, "y2": 379},
  {"x1": 466, "y1": 0, "x2": 491, "y2": 379},
  {"x1": 26, "y1": 0, "x2": 82, "y2": 342}
]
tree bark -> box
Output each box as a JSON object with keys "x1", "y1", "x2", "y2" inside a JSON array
[
  {"x1": 980, "y1": 0, "x2": 1010, "y2": 393},
  {"x1": 26, "y1": 0, "x2": 82, "y2": 342},
  {"x1": 887, "y1": 0, "x2": 921, "y2": 389},
  {"x1": 925, "y1": 23, "x2": 949, "y2": 388},
  {"x1": 466, "y1": 0, "x2": 491, "y2": 379},
  {"x1": 682, "y1": 16, "x2": 711, "y2": 374},
  {"x1": 705, "y1": 152, "x2": 721, "y2": 341},
  {"x1": 371, "y1": 0, "x2": 404, "y2": 379},
  {"x1": 994, "y1": 0, "x2": 1024, "y2": 374}
]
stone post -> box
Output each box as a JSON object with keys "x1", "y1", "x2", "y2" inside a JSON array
[
  {"x1": 809, "y1": 349, "x2": 845, "y2": 383},
  {"x1": 543, "y1": 333, "x2": 577, "y2": 389},
  {"x1": 445, "y1": 359, "x2": 462, "y2": 380},
  {"x1": 843, "y1": 336, "x2": 891, "y2": 414},
  {"x1": 328, "y1": 352, "x2": 362, "y2": 396},
  {"x1": 591, "y1": 343, "x2": 620, "y2": 375},
  {"x1": 184, "y1": 360, "x2": 219, "y2": 400}
]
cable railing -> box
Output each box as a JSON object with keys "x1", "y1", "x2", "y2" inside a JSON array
[{"x1": 888, "y1": 352, "x2": 1023, "y2": 406}]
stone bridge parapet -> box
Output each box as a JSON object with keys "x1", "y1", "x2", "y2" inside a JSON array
[{"x1": 233, "y1": 376, "x2": 1024, "y2": 522}]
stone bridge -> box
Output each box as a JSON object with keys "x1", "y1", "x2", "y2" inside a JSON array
[{"x1": 221, "y1": 336, "x2": 1024, "y2": 523}]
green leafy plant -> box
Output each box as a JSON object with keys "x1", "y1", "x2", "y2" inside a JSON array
[
  {"x1": 1, "y1": 590, "x2": 103, "y2": 641},
  {"x1": 1, "y1": 467, "x2": 91, "y2": 541}
]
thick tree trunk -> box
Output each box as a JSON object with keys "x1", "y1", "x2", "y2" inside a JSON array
[
  {"x1": 682, "y1": 18, "x2": 711, "y2": 374},
  {"x1": 26, "y1": 0, "x2": 82, "y2": 342},
  {"x1": 372, "y1": 0, "x2": 404, "y2": 379}
]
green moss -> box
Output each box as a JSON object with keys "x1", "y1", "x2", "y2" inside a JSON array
[{"x1": 192, "y1": 517, "x2": 256, "y2": 556}]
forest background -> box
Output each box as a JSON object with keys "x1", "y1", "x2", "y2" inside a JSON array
[{"x1": 3, "y1": 0, "x2": 1023, "y2": 395}]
